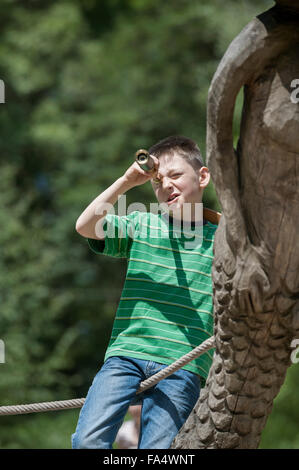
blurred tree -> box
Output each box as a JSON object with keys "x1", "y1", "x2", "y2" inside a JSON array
[{"x1": 260, "y1": 364, "x2": 299, "y2": 449}]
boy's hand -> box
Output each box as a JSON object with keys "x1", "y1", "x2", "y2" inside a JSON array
[{"x1": 123, "y1": 155, "x2": 160, "y2": 188}]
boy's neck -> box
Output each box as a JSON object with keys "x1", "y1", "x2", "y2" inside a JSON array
[
  {"x1": 165, "y1": 213, "x2": 208, "y2": 226},
  {"x1": 166, "y1": 201, "x2": 206, "y2": 225}
]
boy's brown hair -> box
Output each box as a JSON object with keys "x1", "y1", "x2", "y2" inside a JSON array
[{"x1": 148, "y1": 135, "x2": 204, "y2": 171}]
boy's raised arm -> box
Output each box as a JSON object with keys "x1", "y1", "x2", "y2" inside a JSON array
[
  {"x1": 75, "y1": 176, "x2": 133, "y2": 239},
  {"x1": 75, "y1": 156, "x2": 160, "y2": 240}
]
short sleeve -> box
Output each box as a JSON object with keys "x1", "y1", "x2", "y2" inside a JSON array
[
  {"x1": 86, "y1": 238, "x2": 105, "y2": 255},
  {"x1": 86, "y1": 211, "x2": 140, "y2": 258}
]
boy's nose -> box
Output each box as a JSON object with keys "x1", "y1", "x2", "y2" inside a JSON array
[{"x1": 161, "y1": 176, "x2": 173, "y2": 190}]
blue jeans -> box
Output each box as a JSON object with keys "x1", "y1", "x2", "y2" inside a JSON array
[{"x1": 71, "y1": 355, "x2": 200, "y2": 449}]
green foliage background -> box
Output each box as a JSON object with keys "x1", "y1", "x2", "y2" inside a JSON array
[{"x1": 0, "y1": 0, "x2": 298, "y2": 449}]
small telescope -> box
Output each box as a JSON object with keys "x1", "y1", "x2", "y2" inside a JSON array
[{"x1": 135, "y1": 149, "x2": 161, "y2": 183}]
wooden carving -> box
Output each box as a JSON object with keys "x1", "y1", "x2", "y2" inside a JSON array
[{"x1": 172, "y1": 0, "x2": 299, "y2": 448}]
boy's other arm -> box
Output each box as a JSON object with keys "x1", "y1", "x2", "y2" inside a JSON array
[{"x1": 75, "y1": 155, "x2": 160, "y2": 240}]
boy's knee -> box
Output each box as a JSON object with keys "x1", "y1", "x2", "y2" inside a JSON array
[
  {"x1": 71, "y1": 431, "x2": 95, "y2": 449},
  {"x1": 72, "y1": 431, "x2": 87, "y2": 449},
  {"x1": 72, "y1": 431, "x2": 111, "y2": 449}
]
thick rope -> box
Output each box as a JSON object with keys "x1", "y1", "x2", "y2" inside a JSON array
[
  {"x1": 136, "y1": 335, "x2": 215, "y2": 394},
  {"x1": 0, "y1": 398, "x2": 86, "y2": 416},
  {"x1": 0, "y1": 336, "x2": 215, "y2": 416}
]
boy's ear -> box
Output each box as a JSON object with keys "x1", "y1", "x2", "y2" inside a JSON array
[{"x1": 199, "y1": 166, "x2": 210, "y2": 188}]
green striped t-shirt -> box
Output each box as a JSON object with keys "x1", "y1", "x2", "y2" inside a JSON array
[{"x1": 86, "y1": 210, "x2": 217, "y2": 387}]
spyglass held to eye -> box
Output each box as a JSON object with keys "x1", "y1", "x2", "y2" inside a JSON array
[{"x1": 135, "y1": 149, "x2": 161, "y2": 183}]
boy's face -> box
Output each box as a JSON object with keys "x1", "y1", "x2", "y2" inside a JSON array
[{"x1": 150, "y1": 152, "x2": 210, "y2": 221}]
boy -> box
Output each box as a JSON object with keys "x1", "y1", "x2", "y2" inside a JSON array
[{"x1": 72, "y1": 135, "x2": 217, "y2": 449}]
